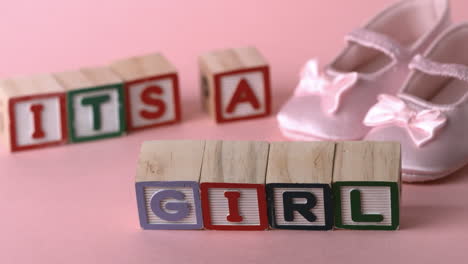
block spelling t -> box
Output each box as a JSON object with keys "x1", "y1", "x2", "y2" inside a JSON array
[
  {"x1": 110, "y1": 53, "x2": 181, "y2": 132},
  {"x1": 333, "y1": 142, "x2": 401, "y2": 230},
  {"x1": 200, "y1": 140, "x2": 269, "y2": 230},
  {"x1": 199, "y1": 47, "x2": 271, "y2": 123},
  {"x1": 266, "y1": 142, "x2": 335, "y2": 230},
  {"x1": 54, "y1": 67, "x2": 125, "y2": 143},
  {"x1": 135, "y1": 140, "x2": 205, "y2": 230},
  {"x1": 0, "y1": 75, "x2": 67, "y2": 152}
]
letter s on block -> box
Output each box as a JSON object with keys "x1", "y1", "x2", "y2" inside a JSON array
[
  {"x1": 150, "y1": 190, "x2": 190, "y2": 221},
  {"x1": 140, "y1": 85, "x2": 166, "y2": 120}
]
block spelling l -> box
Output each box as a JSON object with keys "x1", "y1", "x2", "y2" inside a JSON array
[
  {"x1": 333, "y1": 142, "x2": 401, "y2": 230},
  {"x1": 135, "y1": 140, "x2": 205, "y2": 230},
  {"x1": 110, "y1": 53, "x2": 181, "y2": 132},
  {"x1": 199, "y1": 47, "x2": 271, "y2": 123},
  {"x1": 54, "y1": 67, "x2": 125, "y2": 143},
  {"x1": 200, "y1": 140, "x2": 269, "y2": 230},
  {"x1": 0, "y1": 75, "x2": 67, "y2": 152},
  {"x1": 266, "y1": 142, "x2": 335, "y2": 230}
]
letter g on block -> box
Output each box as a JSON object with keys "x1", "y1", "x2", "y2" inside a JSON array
[{"x1": 150, "y1": 190, "x2": 190, "y2": 221}]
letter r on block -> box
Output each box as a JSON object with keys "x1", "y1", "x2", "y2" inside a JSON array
[{"x1": 266, "y1": 184, "x2": 334, "y2": 230}]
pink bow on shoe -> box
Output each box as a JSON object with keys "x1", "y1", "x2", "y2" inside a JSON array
[
  {"x1": 295, "y1": 59, "x2": 358, "y2": 115},
  {"x1": 364, "y1": 94, "x2": 447, "y2": 147}
]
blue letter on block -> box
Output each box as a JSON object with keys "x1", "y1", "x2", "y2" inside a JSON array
[
  {"x1": 151, "y1": 190, "x2": 190, "y2": 221},
  {"x1": 136, "y1": 181, "x2": 203, "y2": 230}
]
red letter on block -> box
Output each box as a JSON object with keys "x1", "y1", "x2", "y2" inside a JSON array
[
  {"x1": 224, "y1": 191, "x2": 243, "y2": 222},
  {"x1": 123, "y1": 73, "x2": 181, "y2": 132},
  {"x1": 30, "y1": 104, "x2": 45, "y2": 139},
  {"x1": 226, "y1": 79, "x2": 260, "y2": 113},
  {"x1": 200, "y1": 183, "x2": 268, "y2": 230},
  {"x1": 140, "y1": 85, "x2": 167, "y2": 120}
]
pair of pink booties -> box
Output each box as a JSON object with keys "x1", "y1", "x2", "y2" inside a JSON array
[{"x1": 278, "y1": 0, "x2": 468, "y2": 182}]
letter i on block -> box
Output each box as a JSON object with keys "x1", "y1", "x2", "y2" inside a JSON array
[
  {"x1": 110, "y1": 53, "x2": 181, "y2": 132},
  {"x1": 199, "y1": 47, "x2": 271, "y2": 123},
  {"x1": 333, "y1": 142, "x2": 401, "y2": 230},
  {"x1": 266, "y1": 142, "x2": 335, "y2": 230},
  {"x1": 0, "y1": 75, "x2": 67, "y2": 152},
  {"x1": 200, "y1": 141, "x2": 269, "y2": 230},
  {"x1": 54, "y1": 67, "x2": 125, "y2": 143},
  {"x1": 135, "y1": 140, "x2": 205, "y2": 230}
]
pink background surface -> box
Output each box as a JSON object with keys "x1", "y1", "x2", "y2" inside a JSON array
[{"x1": 1, "y1": 0, "x2": 468, "y2": 263}]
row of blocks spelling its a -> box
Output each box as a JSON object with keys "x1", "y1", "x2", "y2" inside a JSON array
[
  {"x1": 135, "y1": 140, "x2": 401, "y2": 231},
  {"x1": 0, "y1": 47, "x2": 270, "y2": 152}
]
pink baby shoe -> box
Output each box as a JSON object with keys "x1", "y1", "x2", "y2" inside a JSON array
[
  {"x1": 277, "y1": 0, "x2": 451, "y2": 141},
  {"x1": 364, "y1": 23, "x2": 468, "y2": 182}
]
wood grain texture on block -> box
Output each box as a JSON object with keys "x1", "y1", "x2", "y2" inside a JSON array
[
  {"x1": 55, "y1": 67, "x2": 122, "y2": 90},
  {"x1": 199, "y1": 46, "x2": 271, "y2": 123},
  {"x1": 199, "y1": 46, "x2": 268, "y2": 75},
  {"x1": 200, "y1": 140, "x2": 270, "y2": 184},
  {"x1": 332, "y1": 141, "x2": 401, "y2": 230},
  {"x1": 0, "y1": 74, "x2": 64, "y2": 98},
  {"x1": 266, "y1": 141, "x2": 335, "y2": 184},
  {"x1": 0, "y1": 75, "x2": 67, "y2": 152},
  {"x1": 332, "y1": 141, "x2": 401, "y2": 184},
  {"x1": 136, "y1": 140, "x2": 206, "y2": 182},
  {"x1": 110, "y1": 53, "x2": 177, "y2": 82},
  {"x1": 54, "y1": 67, "x2": 125, "y2": 143},
  {"x1": 135, "y1": 140, "x2": 205, "y2": 230},
  {"x1": 200, "y1": 140, "x2": 269, "y2": 230},
  {"x1": 110, "y1": 53, "x2": 181, "y2": 131},
  {"x1": 266, "y1": 142, "x2": 334, "y2": 230}
]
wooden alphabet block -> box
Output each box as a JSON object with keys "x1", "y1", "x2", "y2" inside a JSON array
[
  {"x1": 266, "y1": 142, "x2": 335, "y2": 230},
  {"x1": 54, "y1": 67, "x2": 125, "y2": 143},
  {"x1": 135, "y1": 140, "x2": 205, "y2": 230},
  {"x1": 110, "y1": 53, "x2": 181, "y2": 132},
  {"x1": 200, "y1": 140, "x2": 269, "y2": 230},
  {"x1": 332, "y1": 142, "x2": 401, "y2": 230},
  {"x1": 199, "y1": 47, "x2": 271, "y2": 123},
  {"x1": 0, "y1": 75, "x2": 67, "y2": 152}
]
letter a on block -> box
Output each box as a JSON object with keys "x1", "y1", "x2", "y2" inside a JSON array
[
  {"x1": 226, "y1": 79, "x2": 260, "y2": 113},
  {"x1": 332, "y1": 142, "x2": 401, "y2": 230},
  {"x1": 199, "y1": 47, "x2": 271, "y2": 123}
]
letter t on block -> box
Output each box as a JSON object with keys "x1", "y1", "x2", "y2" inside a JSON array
[
  {"x1": 200, "y1": 141, "x2": 269, "y2": 230},
  {"x1": 332, "y1": 142, "x2": 401, "y2": 230},
  {"x1": 135, "y1": 140, "x2": 205, "y2": 230},
  {"x1": 266, "y1": 142, "x2": 335, "y2": 230},
  {"x1": 54, "y1": 67, "x2": 126, "y2": 143}
]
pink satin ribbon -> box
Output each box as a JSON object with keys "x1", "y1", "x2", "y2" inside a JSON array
[
  {"x1": 364, "y1": 94, "x2": 447, "y2": 147},
  {"x1": 295, "y1": 59, "x2": 358, "y2": 115}
]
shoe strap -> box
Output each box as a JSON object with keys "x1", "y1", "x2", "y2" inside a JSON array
[
  {"x1": 345, "y1": 28, "x2": 408, "y2": 60},
  {"x1": 410, "y1": 55, "x2": 468, "y2": 82}
]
